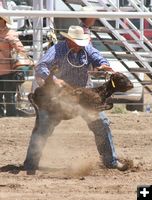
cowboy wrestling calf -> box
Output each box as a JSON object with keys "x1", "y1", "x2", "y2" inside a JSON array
[{"x1": 24, "y1": 72, "x2": 133, "y2": 171}]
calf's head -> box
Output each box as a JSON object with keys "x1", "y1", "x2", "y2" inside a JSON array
[
  {"x1": 91, "y1": 72, "x2": 134, "y2": 111},
  {"x1": 109, "y1": 72, "x2": 133, "y2": 93}
]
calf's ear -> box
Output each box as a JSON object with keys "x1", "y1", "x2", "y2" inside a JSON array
[
  {"x1": 111, "y1": 79, "x2": 116, "y2": 88},
  {"x1": 110, "y1": 74, "x2": 116, "y2": 88}
]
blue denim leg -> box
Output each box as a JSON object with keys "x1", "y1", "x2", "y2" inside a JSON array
[
  {"x1": 99, "y1": 112, "x2": 118, "y2": 166},
  {"x1": 24, "y1": 109, "x2": 60, "y2": 170},
  {"x1": 87, "y1": 112, "x2": 118, "y2": 167}
]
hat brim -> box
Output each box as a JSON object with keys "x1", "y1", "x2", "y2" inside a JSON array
[
  {"x1": 0, "y1": 8, "x2": 11, "y2": 24},
  {"x1": 60, "y1": 31, "x2": 90, "y2": 47},
  {"x1": 0, "y1": 16, "x2": 11, "y2": 24}
]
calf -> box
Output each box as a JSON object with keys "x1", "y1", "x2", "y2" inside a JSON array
[
  {"x1": 29, "y1": 72, "x2": 133, "y2": 119},
  {"x1": 78, "y1": 72, "x2": 133, "y2": 110}
]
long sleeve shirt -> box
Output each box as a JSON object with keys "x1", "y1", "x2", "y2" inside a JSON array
[
  {"x1": 35, "y1": 40, "x2": 109, "y2": 87},
  {"x1": 0, "y1": 27, "x2": 25, "y2": 75}
]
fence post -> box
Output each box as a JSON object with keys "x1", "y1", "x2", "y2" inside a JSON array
[{"x1": 32, "y1": 0, "x2": 43, "y2": 62}]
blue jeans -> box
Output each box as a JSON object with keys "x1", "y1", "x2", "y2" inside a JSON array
[
  {"x1": 24, "y1": 110, "x2": 60, "y2": 170},
  {"x1": 24, "y1": 110, "x2": 118, "y2": 170},
  {"x1": 99, "y1": 112, "x2": 118, "y2": 167},
  {"x1": 85, "y1": 80, "x2": 118, "y2": 166}
]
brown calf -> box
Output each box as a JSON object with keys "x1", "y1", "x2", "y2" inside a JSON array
[{"x1": 29, "y1": 72, "x2": 133, "y2": 116}]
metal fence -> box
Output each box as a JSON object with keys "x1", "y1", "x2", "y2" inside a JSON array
[{"x1": 0, "y1": 10, "x2": 152, "y2": 114}]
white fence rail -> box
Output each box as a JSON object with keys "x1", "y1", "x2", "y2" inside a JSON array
[{"x1": 1, "y1": 10, "x2": 152, "y2": 18}]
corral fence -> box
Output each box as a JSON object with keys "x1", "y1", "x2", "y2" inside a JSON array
[{"x1": 0, "y1": 9, "x2": 152, "y2": 114}]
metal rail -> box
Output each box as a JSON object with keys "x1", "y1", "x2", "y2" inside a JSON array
[{"x1": 1, "y1": 10, "x2": 152, "y2": 18}]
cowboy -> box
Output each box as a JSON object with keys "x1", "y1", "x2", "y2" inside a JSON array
[{"x1": 24, "y1": 25, "x2": 128, "y2": 171}]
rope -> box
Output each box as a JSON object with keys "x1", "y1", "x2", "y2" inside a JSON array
[{"x1": 66, "y1": 48, "x2": 88, "y2": 68}]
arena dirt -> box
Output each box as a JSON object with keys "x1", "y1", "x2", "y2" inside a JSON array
[{"x1": 0, "y1": 110, "x2": 152, "y2": 200}]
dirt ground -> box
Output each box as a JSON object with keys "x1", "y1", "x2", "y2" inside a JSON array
[{"x1": 0, "y1": 107, "x2": 152, "y2": 200}]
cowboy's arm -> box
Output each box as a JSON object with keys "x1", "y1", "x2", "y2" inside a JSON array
[
  {"x1": 87, "y1": 45, "x2": 114, "y2": 72},
  {"x1": 35, "y1": 44, "x2": 65, "y2": 87},
  {"x1": 96, "y1": 64, "x2": 114, "y2": 72},
  {"x1": 35, "y1": 44, "x2": 59, "y2": 86},
  {"x1": 35, "y1": 46, "x2": 56, "y2": 80}
]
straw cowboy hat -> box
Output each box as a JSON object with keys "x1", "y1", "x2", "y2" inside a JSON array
[
  {"x1": 60, "y1": 25, "x2": 90, "y2": 46},
  {"x1": 0, "y1": 8, "x2": 11, "y2": 24}
]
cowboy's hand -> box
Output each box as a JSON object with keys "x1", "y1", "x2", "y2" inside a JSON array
[
  {"x1": 96, "y1": 65, "x2": 114, "y2": 72},
  {"x1": 54, "y1": 78, "x2": 66, "y2": 88}
]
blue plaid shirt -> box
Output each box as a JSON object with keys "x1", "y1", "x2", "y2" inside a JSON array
[{"x1": 35, "y1": 40, "x2": 109, "y2": 87}]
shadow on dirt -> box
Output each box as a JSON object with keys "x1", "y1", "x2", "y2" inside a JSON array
[
  {"x1": 0, "y1": 159, "x2": 141, "y2": 177},
  {"x1": 0, "y1": 164, "x2": 36, "y2": 175}
]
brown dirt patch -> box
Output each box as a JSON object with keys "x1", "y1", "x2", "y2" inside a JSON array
[{"x1": 0, "y1": 111, "x2": 152, "y2": 200}]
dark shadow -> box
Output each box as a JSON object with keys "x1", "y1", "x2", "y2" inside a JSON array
[{"x1": 0, "y1": 164, "x2": 36, "y2": 175}]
